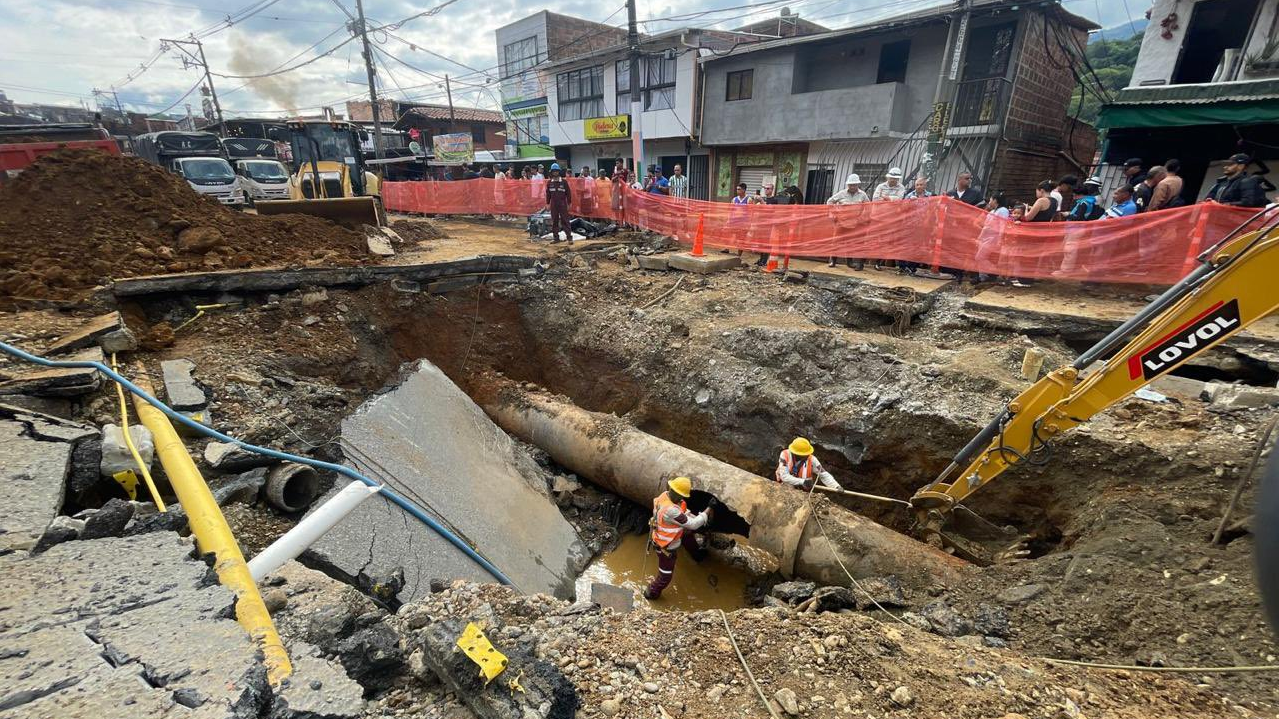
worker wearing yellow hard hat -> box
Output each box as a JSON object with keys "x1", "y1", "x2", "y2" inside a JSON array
[
  {"x1": 775, "y1": 437, "x2": 842, "y2": 490},
  {"x1": 645, "y1": 475, "x2": 715, "y2": 600}
]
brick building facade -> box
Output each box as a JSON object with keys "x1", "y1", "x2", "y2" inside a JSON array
[{"x1": 986, "y1": 10, "x2": 1098, "y2": 199}]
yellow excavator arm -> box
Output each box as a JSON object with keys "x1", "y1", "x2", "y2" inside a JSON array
[{"x1": 912, "y1": 207, "x2": 1279, "y2": 547}]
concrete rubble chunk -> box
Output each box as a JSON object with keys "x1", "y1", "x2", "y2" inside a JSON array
[
  {"x1": 0, "y1": 419, "x2": 72, "y2": 553},
  {"x1": 31, "y1": 515, "x2": 84, "y2": 554},
  {"x1": 1202, "y1": 381, "x2": 1279, "y2": 409},
  {"x1": 270, "y1": 645, "x2": 365, "y2": 719},
  {"x1": 0, "y1": 533, "x2": 270, "y2": 718},
  {"x1": 43, "y1": 311, "x2": 124, "y2": 356},
  {"x1": 212, "y1": 467, "x2": 268, "y2": 506},
  {"x1": 996, "y1": 583, "x2": 1046, "y2": 604},
  {"x1": 770, "y1": 580, "x2": 817, "y2": 605},
  {"x1": 205, "y1": 440, "x2": 274, "y2": 471},
  {"x1": 100, "y1": 423, "x2": 155, "y2": 478},
  {"x1": 666, "y1": 252, "x2": 740, "y2": 274},
  {"x1": 590, "y1": 582, "x2": 634, "y2": 614},
  {"x1": 365, "y1": 232, "x2": 395, "y2": 257},
  {"x1": 78, "y1": 498, "x2": 136, "y2": 540},
  {"x1": 636, "y1": 254, "x2": 670, "y2": 271},
  {"x1": 160, "y1": 358, "x2": 208, "y2": 411},
  {"x1": 407, "y1": 616, "x2": 578, "y2": 719},
  {"x1": 851, "y1": 576, "x2": 906, "y2": 610},
  {"x1": 307, "y1": 360, "x2": 588, "y2": 604},
  {"x1": 0, "y1": 347, "x2": 104, "y2": 397}
]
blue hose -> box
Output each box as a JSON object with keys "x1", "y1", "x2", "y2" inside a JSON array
[{"x1": 0, "y1": 340, "x2": 513, "y2": 586}]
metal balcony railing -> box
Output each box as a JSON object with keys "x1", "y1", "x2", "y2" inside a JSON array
[{"x1": 952, "y1": 76, "x2": 1012, "y2": 127}]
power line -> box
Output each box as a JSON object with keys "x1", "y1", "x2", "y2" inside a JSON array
[
  {"x1": 154, "y1": 78, "x2": 206, "y2": 114},
  {"x1": 368, "y1": 0, "x2": 462, "y2": 33},
  {"x1": 210, "y1": 35, "x2": 357, "y2": 78}
]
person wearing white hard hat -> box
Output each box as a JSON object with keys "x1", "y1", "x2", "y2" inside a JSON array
[
  {"x1": 870, "y1": 168, "x2": 907, "y2": 269},
  {"x1": 826, "y1": 173, "x2": 869, "y2": 268}
]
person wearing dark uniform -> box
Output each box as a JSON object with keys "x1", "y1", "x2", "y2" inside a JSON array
[{"x1": 545, "y1": 162, "x2": 573, "y2": 243}]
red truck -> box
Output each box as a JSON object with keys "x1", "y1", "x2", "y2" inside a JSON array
[{"x1": 0, "y1": 123, "x2": 121, "y2": 180}]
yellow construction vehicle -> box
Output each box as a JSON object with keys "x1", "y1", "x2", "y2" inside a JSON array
[
  {"x1": 254, "y1": 120, "x2": 384, "y2": 227},
  {"x1": 912, "y1": 206, "x2": 1279, "y2": 557}
]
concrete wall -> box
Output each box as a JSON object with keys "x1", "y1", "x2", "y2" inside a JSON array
[
  {"x1": 547, "y1": 48, "x2": 698, "y2": 146},
  {"x1": 1131, "y1": 0, "x2": 1279, "y2": 85},
  {"x1": 700, "y1": 24, "x2": 948, "y2": 145}
]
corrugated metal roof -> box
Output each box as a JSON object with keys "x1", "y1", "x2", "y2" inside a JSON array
[{"x1": 1108, "y1": 78, "x2": 1279, "y2": 105}]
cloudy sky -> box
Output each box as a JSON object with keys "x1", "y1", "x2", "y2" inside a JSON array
[{"x1": 0, "y1": 0, "x2": 1148, "y2": 118}]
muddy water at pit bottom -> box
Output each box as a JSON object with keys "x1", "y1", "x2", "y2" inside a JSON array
[{"x1": 574, "y1": 533, "x2": 772, "y2": 612}]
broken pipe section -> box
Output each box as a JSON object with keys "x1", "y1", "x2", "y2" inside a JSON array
[{"x1": 481, "y1": 383, "x2": 967, "y2": 591}]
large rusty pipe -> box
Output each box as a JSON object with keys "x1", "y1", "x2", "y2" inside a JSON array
[{"x1": 480, "y1": 385, "x2": 967, "y2": 590}]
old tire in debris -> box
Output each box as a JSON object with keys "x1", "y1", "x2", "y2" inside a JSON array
[{"x1": 266, "y1": 463, "x2": 322, "y2": 513}]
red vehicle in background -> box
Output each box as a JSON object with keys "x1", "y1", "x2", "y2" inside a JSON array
[{"x1": 0, "y1": 123, "x2": 120, "y2": 181}]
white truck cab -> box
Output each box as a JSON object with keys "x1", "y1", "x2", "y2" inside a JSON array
[
  {"x1": 171, "y1": 157, "x2": 244, "y2": 207},
  {"x1": 234, "y1": 159, "x2": 291, "y2": 203}
]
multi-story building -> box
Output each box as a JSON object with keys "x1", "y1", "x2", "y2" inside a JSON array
[
  {"x1": 698, "y1": 0, "x2": 1098, "y2": 202},
  {"x1": 540, "y1": 28, "x2": 758, "y2": 198},
  {"x1": 1097, "y1": 0, "x2": 1278, "y2": 200},
  {"x1": 495, "y1": 12, "x2": 629, "y2": 161}
]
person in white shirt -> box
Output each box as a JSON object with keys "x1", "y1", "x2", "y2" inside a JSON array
[
  {"x1": 826, "y1": 173, "x2": 869, "y2": 268},
  {"x1": 669, "y1": 164, "x2": 690, "y2": 199},
  {"x1": 872, "y1": 167, "x2": 907, "y2": 201}
]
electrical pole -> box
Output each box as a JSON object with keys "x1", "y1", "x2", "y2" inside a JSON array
[
  {"x1": 92, "y1": 87, "x2": 130, "y2": 138},
  {"x1": 444, "y1": 74, "x2": 456, "y2": 124},
  {"x1": 627, "y1": 0, "x2": 643, "y2": 178},
  {"x1": 353, "y1": 0, "x2": 385, "y2": 159},
  {"x1": 164, "y1": 37, "x2": 225, "y2": 134}
]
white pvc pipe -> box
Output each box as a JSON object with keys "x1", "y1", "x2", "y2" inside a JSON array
[{"x1": 249, "y1": 481, "x2": 383, "y2": 582}]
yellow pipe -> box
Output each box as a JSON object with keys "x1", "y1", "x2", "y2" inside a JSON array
[
  {"x1": 111, "y1": 353, "x2": 166, "y2": 512},
  {"x1": 130, "y1": 371, "x2": 292, "y2": 684}
]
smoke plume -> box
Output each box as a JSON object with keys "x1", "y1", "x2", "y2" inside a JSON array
[{"x1": 227, "y1": 32, "x2": 302, "y2": 113}]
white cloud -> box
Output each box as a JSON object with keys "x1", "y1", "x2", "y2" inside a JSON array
[{"x1": 0, "y1": 0, "x2": 1130, "y2": 117}]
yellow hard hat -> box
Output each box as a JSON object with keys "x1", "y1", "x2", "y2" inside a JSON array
[
  {"x1": 789, "y1": 437, "x2": 814, "y2": 456},
  {"x1": 668, "y1": 476, "x2": 692, "y2": 497}
]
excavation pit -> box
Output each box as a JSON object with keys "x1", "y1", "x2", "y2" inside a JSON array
[{"x1": 79, "y1": 225, "x2": 1279, "y2": 710}]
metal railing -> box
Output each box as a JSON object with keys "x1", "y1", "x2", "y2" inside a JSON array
[{"x1": 952, "y1": 76, "x2": 1012, "y2": 128}]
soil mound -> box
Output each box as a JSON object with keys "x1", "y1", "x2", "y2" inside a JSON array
[
  {"x1": 389, "y1": 218, "x2": 446, "y2": 243},
  {"x1": 0, "y1": 149, "x2": 374, "y2": 302}
]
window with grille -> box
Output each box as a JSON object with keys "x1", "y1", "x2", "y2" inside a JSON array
[
  {"x1": 557, "y1": 66, "x2": 605, "y2": 121},
  {"x1": 616, "y1": 56, "x2": 678, "y2": 112},
  {"x1": 502, "y1": 36, "x2": 540, "y2": 79},
  {"x1": 726, "y1": 69, "x2": 753, "y2": 101}
]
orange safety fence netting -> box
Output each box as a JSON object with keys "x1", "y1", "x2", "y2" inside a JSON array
[{"x1": 382, "y1": 179, "x2": 1260, "y2": 285}]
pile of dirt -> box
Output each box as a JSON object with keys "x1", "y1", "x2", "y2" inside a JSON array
[
  {"x1": 0, "y1": 149, "x2": 376, "y2": 302},
  {"x1": 393, "y1": 581, "x2": 1254, "y2": 718},
  {"x1": 389, "y1": 218, "x2": 447, "y2": 243}
]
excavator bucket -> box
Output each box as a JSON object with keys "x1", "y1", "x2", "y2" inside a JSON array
[{"x1": 254, "y1": 196, "x2": 384, "y2": 228}]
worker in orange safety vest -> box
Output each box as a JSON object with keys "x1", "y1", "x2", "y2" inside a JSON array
[
  {"x1": 644, "y1": 475, "x2": 714, "y2": 600},
  {"x1": 775, "y1": 437, "x2": 842, "y2": 490}
]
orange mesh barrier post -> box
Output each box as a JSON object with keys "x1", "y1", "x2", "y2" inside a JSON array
[
  {"x1": 1180, "y1": 204, "x2": 1212, "y2": 275},
  {"x1": 782, "y1": 255, "x2": 790, "y2": 271},
  {"x1": 930, "y1": 199, "x2": 949, "y2": 273},
  {"x1": 691, "y1": 214, "x2": 706, "y2": 257}
]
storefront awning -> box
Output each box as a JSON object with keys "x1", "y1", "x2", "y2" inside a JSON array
[{"x1": 1097, "y1": 80, "x2": 1279, "y2": 129}]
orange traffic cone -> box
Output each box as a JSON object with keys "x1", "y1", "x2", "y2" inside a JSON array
[
  {"x1": 764, "y1": 257, "x2": 778, "y2": 272},
  {"x1": 691, "y1": 214, "x2": 706, "y2": 257}
]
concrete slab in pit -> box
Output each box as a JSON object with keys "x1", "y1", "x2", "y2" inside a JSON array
[
  {"x1": 667, "y1": 252, "x2": 740, "y2": 274},
  {"x1": 42, "y1": 311, "x2": 123, "y2": 356},
  {"x1": 308, "y1": 360, "x2": 587, "y2": 604},
  {"x1": 0, "y1": 407, "x2": 95, "y2": 553},
  {"x1": 787, "y1": 259, "x2": 955, "y2": 296},
  {"x1": 963, "y1": 285, "x2": 1279, "y2": 368},
  {"x1": 0, "y1": 533, "x2": 270, "y2": 718},
  {"x1": 0, "y1": 347, "x2": 103, "y2": 397}
]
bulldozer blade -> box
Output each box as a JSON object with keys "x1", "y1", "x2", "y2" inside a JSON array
[{"x1": 254, "y1": 196, "x2": 384, "y2": 228}]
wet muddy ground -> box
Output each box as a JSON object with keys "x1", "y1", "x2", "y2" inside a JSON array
[{"x1": 6, "y1": 217, "x2": 1278, "y2": 713}]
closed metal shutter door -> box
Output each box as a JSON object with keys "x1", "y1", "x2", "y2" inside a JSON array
[{"x1": 736, "y1": 167, "x2": 771, "y2": 195}]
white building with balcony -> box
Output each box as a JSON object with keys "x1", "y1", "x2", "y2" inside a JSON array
[
  {"x1": 541, "y1": 28, "x2": 760, "y2": 199},
  {"x1": 1096, "y1": 0, "x2": 1279, "y2": 200}
]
